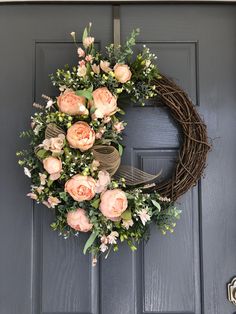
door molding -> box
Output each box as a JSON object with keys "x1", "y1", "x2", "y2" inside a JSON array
[{"x1": 0, "y1": 0, "x2": 236, "y2": 3}]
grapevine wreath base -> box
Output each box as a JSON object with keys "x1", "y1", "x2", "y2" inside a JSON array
[
  {"x1": 17, "y1": 24, "x2": 210, "y2": 262},
  {"x1": 152, "y1": 75, "x2": 211, "y2": 201}
]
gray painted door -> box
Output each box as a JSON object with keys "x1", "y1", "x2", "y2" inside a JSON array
[{"x1": 0, "y1": 3, "x2": 236, "y2": 314}]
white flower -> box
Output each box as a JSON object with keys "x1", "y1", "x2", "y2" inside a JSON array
[
  {"x1": 33, "y1": 125, "x2": 41, "y2": 135},
  {"x1": 46, "y1": 100, "x2": 54, "y2": 109},
  {"x1": 24, "y1": 167, "x2": 31, "y2": 178},
  {"x1": 47, "y1": 196, "x2": 61, "y2": 208},
  {"x1": 145, "y1": 60, "x2": 151, "y2": 67},
  {"x1": 27, "y1": 192, "x2": 37, "y2": 200},
  {"x1": 122, "y1": 219, "x2": 134, "y2": 230},
  {"x1": 137, "y1": 208, "x2": 151, "y2": 226},
  {"x1": 36, "y1": 186, "x2": 44, "y2": 194},
  {"x1": 91, "y1": 159, "x2": 100, "y2": 171},
  {"x1": 100, "y1": 235, "x2": 108, "y2": 244},
  {"x1": 39, "y1": 173, "x2": 47, "y2": 185},
  {"x1": 159, "y1": 196, "x2": 171, "y2": 202},
  {"x1": 79, "y1": 105, "x2": 86, "y2": 112},
  {"x1": 107, "y1": 231, "x2": 119, "y2": 244},
  {"x1": 59, "y1": 85, "x2": 66, "y2": 92},
  {"x1": 100, "y1": 243, "x2": 108, "y2": 252},
  {"x1": 70, "y1": 31, "x2": 76, "y2": 39}
]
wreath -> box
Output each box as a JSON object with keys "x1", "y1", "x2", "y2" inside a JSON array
[{"x1": 17, "y1": 24, "x2": 210, "y2": 264}]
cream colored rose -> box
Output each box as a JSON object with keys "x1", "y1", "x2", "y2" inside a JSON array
[
  {"x1": 99, "y1": 189, "x2": 128, "y2": 219},
  {"x1": 41, "y1": 134, "x2": 65, "y2": 154},
  {"x1": 50, "y1": 134, "x2": 65, "y2": 153},
  {"x1": 67, "y1": 208, "x2": 93, "y2": 232},
  {"x1": 91, "y1": 87, "x2": 117, "y2": 118},
  {"x1": 95, "y1": 170, "x2": 111, "y2": 193},
  {"x1": 43, "y1": 156, "x2": 62, "y2": 180},
  {"x1": 57, "y1": 90, "x2": 87, "y2": 116},
  {"x1": 114, "y1": 64, "x2": 132, "y2": 83},
  {"x1": 65, "y1": 174, "x2": 96, "y2": 202},
  {"x1": 66, "y1": 121, "x2": 95, "y2": 151}
]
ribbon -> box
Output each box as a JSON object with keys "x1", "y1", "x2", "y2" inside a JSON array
[{"x1": 43, "y1": 124, "x2": 162, "y2": 186}]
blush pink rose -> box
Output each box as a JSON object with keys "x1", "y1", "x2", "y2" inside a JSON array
[
  {"x1": 57, "y1": 90, "x2": 87, "y2": 116},
  {"x1": 43, "y1": 156, "x2": 62, "y2": 180},
  {"x1": 65, "y1": 174, "x2": 96, "y2": 202},
  {"x1": 99, "y1": 189, "x2": 128, "y2": 219},
  {"x1": 91, "y1": 87, "x2": 117, "y2": 119},
  {"x1": 66, "y1": 121, "x2": 95, "y2": 151},
  {"x1": 114, "y1": 64, "x2": 132, "y2": 83},
  {"x1": 67, "y1": 208, "x2": 93, "y2": 232}
]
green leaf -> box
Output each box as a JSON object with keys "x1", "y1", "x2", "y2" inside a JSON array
[
  {"x1": 121, "y1": 209, "x2": 132, "y2": 220},
  {"x1": 83, "y1": 231, "x2": 97, "y2": 255},
  {"x1": 47, "y1": 179, "x2": 53, "y2": 187},
  {"x1": 91, "y1": 198, "x2": 100, "y2": 209},
  {"x1": 126, "y1": 193, "x2": 134, "y2": 200},
  {"x1": 151, "y1": 199, "x2": 161, "y2": 212},
  {"x1": 76, "y1": 89, "x2": 93, "y2": 100},
  {"x1": 36, "y1": 149, "x2": 48, "y2": 159},
  {"x1": 82, "y1": 27, "x2": 88, "y2": 41},
  {"x1": 59, "y1": 192, "x2": 68, "y2": 202},
  {"x1": 118, "y1": 144, "x2": 123, "y2": 156}
]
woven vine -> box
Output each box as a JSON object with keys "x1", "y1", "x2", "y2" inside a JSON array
[{"x1": 150, "y1": 75, "x2": 211, "y2": 201}]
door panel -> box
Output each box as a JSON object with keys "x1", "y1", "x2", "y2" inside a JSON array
[
  {"x1": 0, "y1": 4, "x2": 112, "y2": 314},
  {"x1": 120, "y1": 4, "x2": 236, "y2": 314},
  {"x1": 0, "y1": 4, "x2": 236, "y2": 314}
]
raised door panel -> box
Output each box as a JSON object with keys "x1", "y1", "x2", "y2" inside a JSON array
[
  {"x1": 120, "y1": 4, "x2": 236, "y2": 314},
  {"x1": 0, "y1": 5, "x2": 113, "y2": 314}
]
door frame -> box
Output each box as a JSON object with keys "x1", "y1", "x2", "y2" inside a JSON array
[{"x1": 0, "y1": 0, "x2": 235, "y2": 3}]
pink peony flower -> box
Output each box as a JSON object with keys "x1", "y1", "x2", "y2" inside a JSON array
[
  {"x1": 91, "y1": 87, "x2": 117, "y2": 119},
  {"x1": 57, "y1": 89, "x2": 87, "y2": 116},
  {"x1": 95, "y1": 170, "x2": 111, "y2": 193},
  {"x1": 114, "y1": 63, "x2": 132, "y2": 83},
  {"x1": 99, "y1": 189, "x2": 128, "y2": 219},
  {"x1": 65, "y1": 174, "x2": 96, "y2": 202},
  {"x1": 43, "y1": 157, "x2": 62, "y2": 181},
  {"x1": 67, "y1": 208, "x2": 93, "y2": 232},
  {"x1": 66, "y1": 121, "x2": 95, "y2": 151}
]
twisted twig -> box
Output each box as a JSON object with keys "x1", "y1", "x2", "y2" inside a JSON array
[{"x1": 150, "y1": 75, "x2": 211, "y2": 201}]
